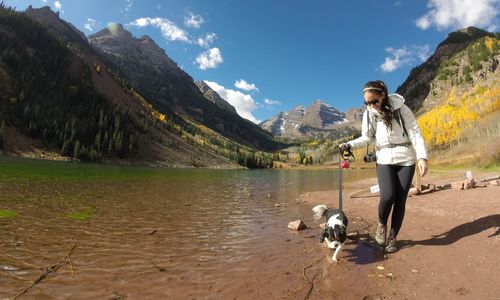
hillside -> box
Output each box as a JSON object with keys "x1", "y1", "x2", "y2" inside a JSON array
[
  {"x1": 0, "y1": 5, "x2": 280, "y2": 168},
  {"x1": 396, "y1": 27, "x2": 497, "y2": 114},
  {"x1": 410, "y1": 28, "x2": 500, "y2": 166}
]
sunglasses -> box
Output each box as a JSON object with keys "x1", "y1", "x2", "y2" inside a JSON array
[{"x1": 364, "y1": 99, "x2": 379, "y2": 106}]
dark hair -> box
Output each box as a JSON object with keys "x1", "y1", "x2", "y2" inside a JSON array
[{"x1": 363, "y1": 80, "x2": 393, "y2": 130}]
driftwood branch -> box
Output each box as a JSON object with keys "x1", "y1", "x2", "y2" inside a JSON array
[
  {"x1": 13, "y1": 241, "x2": 77, "y2": 300},
  {"x1": 301, "y1": 256, "x2": 323, "y2": 300}
]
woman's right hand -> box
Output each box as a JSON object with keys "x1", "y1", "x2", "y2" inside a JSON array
[{"x1": 418, "y1": 159, "x2": 428, "y2": 177}]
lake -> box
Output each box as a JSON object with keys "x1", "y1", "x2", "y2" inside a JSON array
[{"x1": 0, "y1": 155, "x2": 375, "y2": 299}]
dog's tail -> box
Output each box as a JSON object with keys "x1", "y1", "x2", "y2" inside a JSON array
[{"x1": 312, "y1": 204, "x2": 329, "y2": 220}]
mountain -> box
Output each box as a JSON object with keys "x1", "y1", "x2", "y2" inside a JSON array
[
  {"x1": 396, "y1": 27, "x2": 498, "y2": 115},
  {"x1": 25, "y1": 5, "x2": 87, "y2": 46},
  {"x1": 88, "y1": 24, "x2": 282, "y2": 152},
  {"x1": 0, "y1": 5, "x2": 280, "y2": 168},
  {"x1": 407, "y1": 27, "x2": 499, "y2": 156},
  {"x1": 260, "y1": 100, "x2": 347, "y2": 138},
  {"x1": 194, "y1": 81, "x2": 237, "y2": 115}
]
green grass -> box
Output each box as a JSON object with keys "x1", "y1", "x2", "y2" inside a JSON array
[
  {"x1": 0, "y1": 154, "x2": 225, "y2": 183},
  {"x1": 0, "y1": 209, "x2": 18, "y2": 218},
  {"x1": 65, "y1": 208, "x2": 95, "y2": 220}
]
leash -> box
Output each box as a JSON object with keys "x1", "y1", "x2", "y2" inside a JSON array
[{"x1": 338, "y1": 146, "x2": 355, "y2": 211}]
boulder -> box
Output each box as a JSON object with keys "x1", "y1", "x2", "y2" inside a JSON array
[{"x1": 288, "y1": 220, "x2": 307, "y2": 231}]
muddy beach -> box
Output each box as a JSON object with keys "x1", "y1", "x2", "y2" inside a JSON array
[{"x1": 248, "y1": 170, "x2": 500, "y2": 300}]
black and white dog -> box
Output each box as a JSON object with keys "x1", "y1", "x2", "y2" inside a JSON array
[{"x1": 312, "y1": 205, "x2": 348, "y2": 262}]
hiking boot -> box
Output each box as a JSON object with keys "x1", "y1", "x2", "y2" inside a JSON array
[
  {"x1": 375, "y1": 223, "x2": 387, "y2": 246},
  {"x1": 385, "y1": 236, "x2": 398, "y2": 253}
]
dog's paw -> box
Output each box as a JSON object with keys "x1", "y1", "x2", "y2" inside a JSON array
[{"x1": 332, "y1": 256, "x2": 339, "y2": 263}]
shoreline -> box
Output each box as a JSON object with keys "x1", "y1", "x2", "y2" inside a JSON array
[{"x1": 279, "y1": 169, "x2": 500, "y2": 299}]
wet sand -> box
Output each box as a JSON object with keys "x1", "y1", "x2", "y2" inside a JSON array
[{"x1": 234, "y1": 170, "x2": 500, "y2": 300}]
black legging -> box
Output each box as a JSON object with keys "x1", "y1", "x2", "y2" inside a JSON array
[{"x1": 376, "y1": 164, "x2": 415, "y2": 237}]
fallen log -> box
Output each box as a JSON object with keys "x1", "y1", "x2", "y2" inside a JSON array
[{"x1": 481, "y1": 175, "x2": 500, "y2": 182}]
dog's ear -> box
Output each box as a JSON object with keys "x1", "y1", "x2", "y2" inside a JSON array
[{"x1": 320, "y1": 230, "x2": 328, "y2": 243}]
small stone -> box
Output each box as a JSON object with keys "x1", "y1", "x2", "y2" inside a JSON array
[
  {"x1": 408, "y1": 187, "x2": 419, "y2": 196},
  {"x1": 489, "y1": 180, "x2": 500, "y2": 186},
  {"x1": 288, "y1": 220, "x2": 307, "y2": 231},
  {"x1": 411, "y1": 269, "x2": 419, "y2": 273},
  {"x1": 319, "y1": 222, "x2": 326, "y2": 229},
  {"x1": 376, "y1": 265, "x2": 385, "y2": 270}
]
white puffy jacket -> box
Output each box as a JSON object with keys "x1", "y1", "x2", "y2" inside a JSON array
[{"x1": 347, "y1": 94, "x2": 427, "y2": 166}]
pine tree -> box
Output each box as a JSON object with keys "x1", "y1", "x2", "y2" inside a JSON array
[
  {"x1": 0, "y1": 120, "x2": 5, "y2": 148},
  {"x1": 74, "y1": 140, "x2": 81, "y2": 158}
]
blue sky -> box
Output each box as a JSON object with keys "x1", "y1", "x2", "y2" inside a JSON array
[{"x1": 6, "y1": 0, "x2": 500, "y2": 123}]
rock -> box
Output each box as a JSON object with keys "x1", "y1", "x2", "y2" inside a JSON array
[
  {"x1": 464, "y1": 177, "x2": 476, "y2": 189},
  {"x1": 288, "y1": 220, "x2": 307, "y2": 231},
  {"x1": 408, "y1": 187, "x2": 419, "y2": 196},
  {"x1": 319, "y1": 222, "x2": 326, "y2": 229}
]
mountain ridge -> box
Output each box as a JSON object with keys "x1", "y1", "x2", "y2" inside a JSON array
[
  {"x1": 88, "y1": 23, "x2": 283, "y2": 152},
  {"x1": 259, "y1": 100, "x2": 347, "y2": 138}
]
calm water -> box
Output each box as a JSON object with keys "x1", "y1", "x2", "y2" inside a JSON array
[{"x1": 0, "y1": 155, "x2": 374, "y2": 299}]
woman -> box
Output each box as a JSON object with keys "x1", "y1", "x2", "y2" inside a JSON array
[{"x1": 341, "y1": 80, "x2": 428, "y2": 253}]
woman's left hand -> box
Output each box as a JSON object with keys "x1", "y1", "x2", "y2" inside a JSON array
[{"x1": 418, "y1": 159, "x2": 428, "y2": 177}]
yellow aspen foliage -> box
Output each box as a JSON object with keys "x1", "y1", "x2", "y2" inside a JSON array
[
  {"x1": 132, "y1": 91, "x2": 167, "y2": 124},
  {"x1": 484, "y1": 37, "x2": 498, "y2": 51},
  {"x1": 418, "y1": 82, "x2": 500, "y2": 148}
]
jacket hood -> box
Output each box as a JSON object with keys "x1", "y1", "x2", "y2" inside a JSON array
[{"x1": 368, "y1": 93, "x2": 405, "y2": 114}]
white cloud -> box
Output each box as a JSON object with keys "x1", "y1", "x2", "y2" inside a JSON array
[
  {"x1": 380, "y1": 45, "x2": 431, "y2": 73},
  {"x1": 235, "y1": 79, "x2": 259, "y2": 92},
  {"x1": 264, "y1": 98, "x2": 282, "y2": 106},
  {"x1": 129, "y1": 17, "x2": 190, "y2": 43},
  {"x1": 394, "y1": 1, "x2": 403, "y2": 6},
  {"x1": 204, "y1": 81, "x2": 261, "y2": 123},
  {"x1": 416, "y1": 0, "x2": 499, "y2": 31},
  {"x1": 84, "y1": 18, "x2": 99, "y2": 32},
  {"x1": 41, "y1": 0, "x2": 48, "y2": 3},
  {"x1": 53, "y1": 1, "x2": 62, "y2": 11},
  {"x1": 196, "y1": 33, "x2": 217, "y2": 48},
  {"x1": 184, "y1": 12, "x2": 205, "y2": 29},
  {"x1": 195, "y1": 48, "x2": 223, "y2": 70}
]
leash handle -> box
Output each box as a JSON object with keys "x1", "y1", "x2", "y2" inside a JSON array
[
  {"x1": 339, "y1": 145, "x2": 355, "y2": 162},
  {"x1": 338, "y1": 145, "x2": 355, "y2": 211}
]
